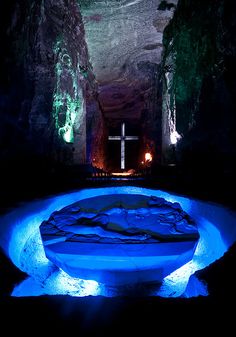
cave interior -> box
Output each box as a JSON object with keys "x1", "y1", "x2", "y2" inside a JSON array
[{"x1": 0, "y1": 0, "x2": 236, "y2": 333}]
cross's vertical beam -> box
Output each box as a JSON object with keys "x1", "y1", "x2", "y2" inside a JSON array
[
  {"x1": 121, "y1": 122, "x2": 125, "y2": 169},
  {"x1": 108, "y1": 122, "x2": 139, "y2": 170}
]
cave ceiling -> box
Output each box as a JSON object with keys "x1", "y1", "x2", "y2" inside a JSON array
[{"x1": 78, "y1": 0, "x2": 178, "y2": 125}]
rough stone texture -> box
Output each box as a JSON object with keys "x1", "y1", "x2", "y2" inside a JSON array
[
  {"x1": 40, "y1": 194, "x2": 199, "y2": 285},
  {"x1": 194, "y1": 240, "x2": 236, "y2": 299},
  {"x1": 0, "y1": 0, "x2": 105, "y2": 171},
  {"x1": 161, "y1": 0, "x2": 236, "y2": 185},
  {"x1": 78, "y1": 0, "x2": 178, "y2": 164},
  {"x1": 86, "y1": 96, "x2": 108, "y2": 169},
  {"x1": 0, "y1": 0, "x2": 179, "y2": 174},
  {"x1": 41, "y1": 194, "x2": 199, "y2": 241}
]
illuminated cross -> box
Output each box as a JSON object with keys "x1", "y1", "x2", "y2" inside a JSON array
[{"x1": 108, "y1": 122, "x2": 139, "y2": 170}]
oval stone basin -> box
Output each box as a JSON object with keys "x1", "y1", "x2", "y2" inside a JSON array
[{"x1": 40, "y1": 194, "x2": 200, "y2": 286}]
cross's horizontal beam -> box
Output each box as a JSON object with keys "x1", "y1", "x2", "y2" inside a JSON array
[
  {"x1": 125, "y1": 136, "x2": 139, "y2": 140},
  {"x1": 108, "y1": 136, "x2": 121, "y2": 140},
  {"x1": 108, "y1": 122, "x2": 139, "y2": 170}
]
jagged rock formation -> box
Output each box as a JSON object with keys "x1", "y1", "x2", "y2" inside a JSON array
[
  {"x1": 161, "y1": 0, "x2": 236, "y2": 189},
  {"x1": 0, "y1": 0, "x2": 105, "y2": 175},
  {"x1": 0, "y1": 0, "x2": 180, "y2": 175}
]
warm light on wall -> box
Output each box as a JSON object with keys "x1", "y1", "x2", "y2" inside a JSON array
[{"x1": 145, "y1": 152, "x2": 152, "y2": 162}]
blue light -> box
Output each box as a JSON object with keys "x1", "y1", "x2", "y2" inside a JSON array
[
  {"x1": 12, "y1": 269, "x2": 101, "y2": 297},
  {"x1": 156, "y1": 218, "x2": 225, "y2": 297},
  {"x1": 0, "y1": 186, "x2": 235, "y2": 298}
]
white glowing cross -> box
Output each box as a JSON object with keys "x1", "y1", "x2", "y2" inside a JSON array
[{"x1": 108, "y1": 122, "x2": 139, "y2": 170}]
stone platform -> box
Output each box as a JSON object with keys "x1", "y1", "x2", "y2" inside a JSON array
[{"x1": 40, "y1": 194, "x2": 199, "y2": 286}]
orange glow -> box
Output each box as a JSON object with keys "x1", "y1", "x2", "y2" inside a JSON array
[
  {"x1": 112, "y1": 172, "x2": 132, "y2": 176},
  {"x1": 145, "y1": 152, "x2": 152, "y2": 162}
]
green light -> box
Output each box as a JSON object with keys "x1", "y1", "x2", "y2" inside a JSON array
[
  {"x1": 63, "y1": 126, "x2": 74, "y2": 143},
  {"x1": 52, "y1": 39, "x2": 83, "y2": 144}
]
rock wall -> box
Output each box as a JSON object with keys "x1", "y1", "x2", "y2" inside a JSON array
[
  {"x1": 161, "y1": 0, "x2": 236, "y2": 187},
  {"x1": 0, "y1": 0, "x2": 105, "y2": 177},
  {"x1": 86, "y1": 94, "x2": 107, "y2": 170}
]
